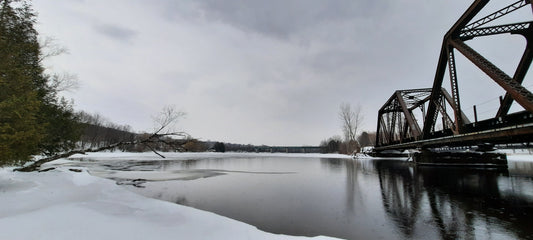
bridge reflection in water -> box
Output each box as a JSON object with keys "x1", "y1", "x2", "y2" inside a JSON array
[
  {"x1": 94, "y1": 155, "x2": 533, "y2": 239},
  {"x1": 368, "y1": 158, "x2": 533, "y2": 239}
]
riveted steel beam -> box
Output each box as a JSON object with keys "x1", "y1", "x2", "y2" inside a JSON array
[{"x1": 450, "y1": 39, "x2": 533, "y2": 113}]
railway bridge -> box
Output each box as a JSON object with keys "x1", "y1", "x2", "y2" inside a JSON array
[{"x1": 373, "y1": 0, "x2": 533, "y2": 166}]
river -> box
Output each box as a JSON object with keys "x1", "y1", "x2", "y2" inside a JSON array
[{"x1": 59, "y1": 152, "x2": 533, "y2": 240}]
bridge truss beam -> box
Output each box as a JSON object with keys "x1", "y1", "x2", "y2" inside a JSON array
[
  {"x1": 376, "y1": 0, "x2": 533, "y2": 150},
  {"x1": 422, "y1": 0, "x2": 533, "y2": 138},
  {"x1": 375, "y1": 88, "x2": 470, "y2": 147}
]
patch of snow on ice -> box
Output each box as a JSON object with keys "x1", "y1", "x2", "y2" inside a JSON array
[{"x1": 70, "y1": 170, "x2": 99, "y2": 186}]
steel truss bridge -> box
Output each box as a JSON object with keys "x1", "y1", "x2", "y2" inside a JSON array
[{"x1": 375, "y1": 0, "x2": 533, "y2": 153}]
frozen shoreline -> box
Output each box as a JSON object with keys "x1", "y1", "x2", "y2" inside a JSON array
[
  {"x1": 2, "y1": 151, "x2": 531, "y2": 240},
  {"x1": 64, "y1": 151, "x2": 353, "y2": 160},
  {"x1": 0, "y1": 156, "x2": 339, "y2": 240}
]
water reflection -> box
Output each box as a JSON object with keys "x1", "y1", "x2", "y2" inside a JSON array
[
  {"x1": 159, "y1": 159, "x2": 198, "y2": 170},
  {"x1": 372, "y1": 158, "x2": 533, "y2": 240},
  {"x1": 59, "y1": 154, "x2": 533, "y2": 239},
  {"x1": 321, "y1": 158, "x2": 363, "y2": 213},
  {"x1": 375, "y1": 160, "x2": 422, "y2": 237}
]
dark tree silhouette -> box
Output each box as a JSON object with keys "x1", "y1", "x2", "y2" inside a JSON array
[{"x1": 214, "y1": 142, "x2": 226, "y2": 153}]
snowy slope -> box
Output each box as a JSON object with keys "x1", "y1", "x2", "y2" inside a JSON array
[{"x1": 0, "y1": 167, "x2": 338, "y2": 240}]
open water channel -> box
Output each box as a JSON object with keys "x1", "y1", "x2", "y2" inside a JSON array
[{"x1": 58, "y1": 152, "x2": 533, "y2": 239}]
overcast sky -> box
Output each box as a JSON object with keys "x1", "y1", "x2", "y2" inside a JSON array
[{"x1": 32, "y1": 1, "x2": 532, "y2": 146}]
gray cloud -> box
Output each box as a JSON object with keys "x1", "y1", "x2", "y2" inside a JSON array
[
  {"x1": 158, "y1": 0, "x2": 388, "y2": 39},
  {"x1": 33, "y1": 0, "x2": 526, "y2": 145},
  {"x1": 93, "y1": 24, "x2": 137, "y2": 42}
]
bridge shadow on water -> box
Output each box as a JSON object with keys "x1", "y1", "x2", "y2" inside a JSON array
[{"x1": 368, "y1": 158, "x2": 533, "y2": 240}]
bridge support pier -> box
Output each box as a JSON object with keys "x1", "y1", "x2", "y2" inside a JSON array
[{"x1": 412, "y1": 149, "x2": 507, "y2": 168}]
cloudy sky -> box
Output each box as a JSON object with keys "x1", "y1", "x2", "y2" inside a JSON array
[{"x1": 32, "y1": 1, "x2": 532, "y2": 146}]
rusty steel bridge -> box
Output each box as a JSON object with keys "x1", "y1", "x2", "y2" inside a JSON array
[{"x1": 374, "y1": 0, "x2": 533, "y2": 156}]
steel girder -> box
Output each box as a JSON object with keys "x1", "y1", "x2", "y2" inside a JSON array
[
  {"x1": 496, "y1": 25, "x2": 533, "y2": 117},
  {"x1": 460, "y1": 21, "x2": 533, "y2": 40},
  {"x1": 375, "y1": 0, "x2": 533, "y2": 149},
  {"x1": 421, "y1": 0, "x2": 533, "y2": 139},
  {"x1": 462, "y1": 0, "x2": 529, "y2": 32},
  {"x1": 450, "y1": 39, "x2": 533, "y2": 112},
  {"x1": 375, "y1": 88, "x2": 467, "y2": 147}
]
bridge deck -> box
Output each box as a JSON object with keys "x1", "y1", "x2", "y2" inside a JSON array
[
  {"x1": 375, "y1": 123, "x2": 533, "y2": 151},
  {"x1": 375, "y1": 111, "x2": 533, "y2": 151}
]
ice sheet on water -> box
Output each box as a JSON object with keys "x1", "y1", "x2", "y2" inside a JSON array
[
  {"x1": 0, "y1": 166, "x2": 338, "y2": 240},
  {"x1": 90, "y1": 169, "x2": 226, "y2": 182}
]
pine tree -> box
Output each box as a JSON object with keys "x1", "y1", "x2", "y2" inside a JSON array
[
  {"x1": 0, "y1": 0, "x2": 81, "y2": 166},
  {"x1": 38, "y1": 97, "x2": 82, "y2": 156},
  {"x1": 0, "y1": 0, "x2": 44, "y2": 165}
]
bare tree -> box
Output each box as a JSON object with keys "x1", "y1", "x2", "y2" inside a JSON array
[
  {"x1": 39, "y1": 37, "x2": 79, "y2": 93},
  {"x1": 339, "y1": 103, "x2": 364, "y2": 154},
  {"x1": 39, "y1": 36, "x2": 69, "y2": 62},
  {"x1": 16, "y1": 106, "x2": 190, "y2": 172},
  {"x1": 48, "y1": 72, "x2": 79, "y2": 92},
  {"x1": 144, "y1": 105, "x2": 188, "y2": 157},
  {"x1": 152, "y1": 105, "x2": 186, "y2": 135}
]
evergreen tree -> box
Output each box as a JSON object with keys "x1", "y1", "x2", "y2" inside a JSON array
[
  {"x1": 38, "y1": 97, "x2": 81, "y2": 156},
  {"x1": 0, "y1": 0, "x2": 43, "y2": 165},
  {"x1": 214, "y1": 142, "x2": 226, "y2": 153},
  {"x1": 0, "y1": 0, "x2": 81, "y2": 166}
]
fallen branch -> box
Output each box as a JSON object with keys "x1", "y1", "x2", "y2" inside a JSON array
[
  {"x1": 15, "y1": 106, "x2": 189, "y2": 172},
  {"x1": 15, "y1": 132, "x2": 190, "y2": 172}
]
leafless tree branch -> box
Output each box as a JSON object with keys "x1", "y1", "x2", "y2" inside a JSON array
[
  {"x1": 15, "y1": 106, "x2": 189, "y2": 172},
  {"x1": 339, "y1": 103, "x2": 364, "y2": 154},
  {"x1": 48, "y1": 72, "x2": 79, "y2": 92},
  {"x1": 39, "y1": 36, "x2": 68, "y2": 62}
]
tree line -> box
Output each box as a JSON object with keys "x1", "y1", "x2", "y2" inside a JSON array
[
  {"x1": 76, "y1": 111, "x2": 232, "y2": 153},
  {"x1": 319, "y1": 131, "x2": 376, "y2": 154}
]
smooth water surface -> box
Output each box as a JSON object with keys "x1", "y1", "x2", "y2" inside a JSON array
[{"x1": 59, "y1": 153, "x2": 533, "y2": 239}]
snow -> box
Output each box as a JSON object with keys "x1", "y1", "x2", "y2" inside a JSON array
[
  {"x1": 3, "y1": 150, "x2": 531, "y2": 240},
  {"x1": 0, "y1": 165, "x2": 338, "y2": 240},
  {"x1": 498, "y1": 149, "x2": 533, "y2": 161},
  {"x1": 507, "y1": 154, "x2": 533, "y2": 161},
  {"x1": 66, "y1": 151, "x2": 352, "y2": 160}
]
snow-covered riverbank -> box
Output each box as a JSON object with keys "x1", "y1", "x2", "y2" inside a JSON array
[
  {"x1": 0, "y1": 162, "x2": 338, "y2": 240},
  {"x1": 3, "y1": 151, "x2": 532, "y2": 239}
]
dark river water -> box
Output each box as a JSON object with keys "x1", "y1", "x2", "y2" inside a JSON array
[{"x1": 62, "y1": 153, "x2": 533, "y2": 239}]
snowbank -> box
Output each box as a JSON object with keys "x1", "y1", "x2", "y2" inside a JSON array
[
  {"x1": 0, "y1": 167, "x2": 337, "y2": 240},
  {"x1": 507, "y1": 154, "x2": 533, "y2": 161}
]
